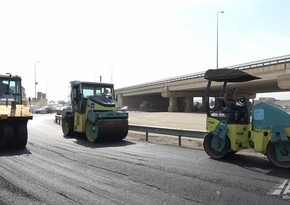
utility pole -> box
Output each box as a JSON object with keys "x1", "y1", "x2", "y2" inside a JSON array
[{"x1": 217, "y1": 11, "x2": 224, "y2": 69}]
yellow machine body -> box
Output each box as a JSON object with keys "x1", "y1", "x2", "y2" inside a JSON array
[
  {"x1": 61, "y1": 81, "x2": 128, "y2": 142},
  {"x1": 206, "y1": 117, "x2": 252, "y2": 152},
  {"x1": 0, "y1": 74, "x2": 33, "y2": 149},
  {"x1": 74, "y1": 98, "x2": 117, "y2": 133},
  {"x1": 203, "y1": 69, "x2": 290, "y2": 168}
]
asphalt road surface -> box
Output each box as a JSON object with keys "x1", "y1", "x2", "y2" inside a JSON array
[{"x1": 0, "y1": 114, "x2": 290, "y2": 205}]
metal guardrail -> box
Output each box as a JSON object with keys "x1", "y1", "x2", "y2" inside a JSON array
[
  {"x1": 54, "y1": 115, "x2": 207, "y2": 147},
  {"x1": 54, "y1": 115, "x2": 62, "y2": 124},
  {"x1": 226, "y1": 54, "x2": 290, "y2": 70},
  {"x1": 129, "y1": 124, "x2": 206, "y2": 146}
]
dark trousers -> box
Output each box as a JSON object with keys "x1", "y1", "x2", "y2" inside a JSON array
[{"x1": 229, "y1": 104, "x2": 244, "y2": 123}]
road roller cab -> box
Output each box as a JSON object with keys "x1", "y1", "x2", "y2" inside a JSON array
[
  {"x1": 61, "y1": 81, "x2": 129, "y2": 142},
  {"x1": 203, "y1": 68, "x2": 290, "y2": 168},
  {"x1": 0, "y1": 74, "x2": 33, "y2": 149}
]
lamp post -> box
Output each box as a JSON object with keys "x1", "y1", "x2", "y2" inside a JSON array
[
  {"x1": 217, "y1": 11, "x2": 224, "y2": 69},
  {"x1": 34, "y1": 61, "x2": 40, "y2": 99}
]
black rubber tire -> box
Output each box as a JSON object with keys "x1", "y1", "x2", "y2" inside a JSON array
[
  {"x1": 0, "y1": 124, "x2": 14, "y2": 149},
  {"x1": 85, "y1": 121, "x2": 98, "y2": 142},
  {"x1": 0, "y1": 125, "x2": 4, "y2": 148},
  {"x1": 14, "y1": 121, "x2": 28, "y2": 149},
  {"x1": 62, "y1": 117, "x2": 74, "y2": 137},
  {"x1": 203, "y1": 132, "x2": 230, "y2": 159},
  {"x1": 266, "y1": 140, "x2": 290, "y2": 169}
]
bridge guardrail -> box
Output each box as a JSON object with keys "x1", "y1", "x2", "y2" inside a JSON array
[
  {"x1": 116, "y1": 54, "x2": 290, "y2": 91},
  {"x1": 54, "y1": 115, "x2": 207, "y2": 147}
]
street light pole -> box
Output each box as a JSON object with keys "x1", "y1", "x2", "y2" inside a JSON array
[
  {"x1": 34, "y1": 61, "x2": 40, "y2": 99},
  {"x1": 217, "y1": 11, "x2": 224, "y2": 69}
]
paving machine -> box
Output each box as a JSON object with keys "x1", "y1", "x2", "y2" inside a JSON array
[
  {"x1": 0, "y1": 74, "x2": 33, "y2": 149},
  {"x1": 61, "y1": 81, "x2": 128, "y2": 142},
  {"x1": 203, "y1": 68, "x2": 290, "y2": 168}
]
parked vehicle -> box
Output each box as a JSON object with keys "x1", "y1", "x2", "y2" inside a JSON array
[{"x1": 35, "y1": 106, "x2": 55, "y2": 114}]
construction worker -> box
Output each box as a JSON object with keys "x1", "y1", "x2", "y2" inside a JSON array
[{"x1": 224, "y1": 88, "x2": 244, "y2": 122}]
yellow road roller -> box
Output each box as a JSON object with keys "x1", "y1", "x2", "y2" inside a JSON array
[
  {"x1": 61, "y1": 81, "x2": 128, "y2": 142},
  {"x1": 203, "y1": 68, "x2": 290, "y2": 168},
  {"x1": 0, "y1": 73, "x2": 33, "y2": 149}
]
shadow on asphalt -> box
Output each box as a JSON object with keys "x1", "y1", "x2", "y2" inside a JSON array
[
  {"x1": 216, "y1": 153, "x2": 290, "y2": 177},
  {"x1": 66, "y1": 134, "x2": 136, "y2": 148},
  {"x1": 0, "y1": 148, "x2": 32, "y2": 157}
]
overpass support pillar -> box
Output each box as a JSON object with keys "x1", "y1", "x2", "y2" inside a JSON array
[
  {"x1": 168, "y1": 97, "x2": 178, "y2": 112},
  {"x1": 184, "y1": 97, "x2": 193, "y2": 112},
  {"x1": 116, "y1": 94, "x2": 123, "y2": 107},
  {"x1": 278, "y1": 74, "x2": 290, "y2": 89}
]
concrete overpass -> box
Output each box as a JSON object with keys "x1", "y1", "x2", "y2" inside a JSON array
[{"x1": 115, "y1": 55, "x2": 290, "y2": 112}]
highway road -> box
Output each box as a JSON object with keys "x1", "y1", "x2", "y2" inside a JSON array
[{"x1": 0, "y1": 114, "x2": 290, "y2": 205}]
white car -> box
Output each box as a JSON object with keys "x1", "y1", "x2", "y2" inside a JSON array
[{"x1": 35, "y1": 106, "x2": 55, "y2": 114}]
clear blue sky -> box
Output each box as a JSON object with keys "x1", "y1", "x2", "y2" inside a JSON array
[{"x1": 0, "y1": 0, "x2": 289, "y2": 101}]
